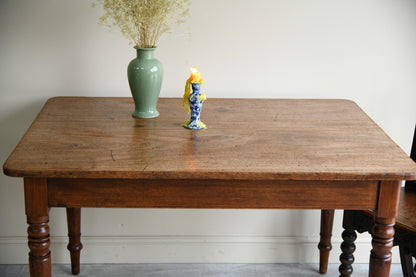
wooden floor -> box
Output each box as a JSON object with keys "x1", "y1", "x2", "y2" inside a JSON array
[{"x1": 0, "y1": 263, "x2": 404, "y2": 277}]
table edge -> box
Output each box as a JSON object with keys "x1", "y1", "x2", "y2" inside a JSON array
[{"x1": 3, "y1": 166, "x2": 416, "y2": 181}]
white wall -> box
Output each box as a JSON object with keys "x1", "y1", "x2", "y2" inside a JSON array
[{"x1": 1, "y1": 0, "x2": 415, "y2": 265}]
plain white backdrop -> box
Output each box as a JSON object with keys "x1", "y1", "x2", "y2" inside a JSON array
[{"x1": 1, "y1": 0, "x2": 415, "y2": 264}]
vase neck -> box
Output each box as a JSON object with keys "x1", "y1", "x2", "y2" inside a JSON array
[
  {"x1": 192, "y1": 83, "x2": 201, "y2": 94},
  {"x1": 135, "y1": 48, "x2": 156, "y2": 59}
]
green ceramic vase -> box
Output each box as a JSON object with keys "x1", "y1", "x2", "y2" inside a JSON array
[{"x1": 127, "y1": 47, "x2": 163, "y2": 118}]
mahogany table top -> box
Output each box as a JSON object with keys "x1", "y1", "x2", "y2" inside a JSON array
[{"x1": 3, "y1": 97, "x2": 416, "y2": 181}]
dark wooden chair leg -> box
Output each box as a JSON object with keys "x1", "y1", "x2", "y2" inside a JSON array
[
  {"x1": 399, "y1": 246, "x2": 415, "y2": 277},
  {"x1": 66, "y1": 208, "x2": 83, "y2": 275},
  {"x1": 318, "y1": 209, "x2": 335, "y2": 274},
  {"x1": 339, "y1": 210, "x2": 357, "y2": 277}
]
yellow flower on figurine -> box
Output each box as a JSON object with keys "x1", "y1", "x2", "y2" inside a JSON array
[{"x1": 183, "y1": 67, "x2": 205, "y2": 113}]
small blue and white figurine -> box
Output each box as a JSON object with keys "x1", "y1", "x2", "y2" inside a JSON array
[{"x1": 182, "y1": 67, "x2": 207, "y2": 129}]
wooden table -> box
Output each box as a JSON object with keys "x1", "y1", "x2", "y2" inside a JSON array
[{"x1": 3, "y1": 97, "x2": 416, "y2": 277}]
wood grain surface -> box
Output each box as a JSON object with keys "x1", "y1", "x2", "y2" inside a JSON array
[{"x1": 3, "y1": 97, "x2": 416, "y2": 181}]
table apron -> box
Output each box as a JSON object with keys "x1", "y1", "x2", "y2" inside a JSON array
[{"x1": 46, "y1": 178, "x2": 379, "y2": 210}]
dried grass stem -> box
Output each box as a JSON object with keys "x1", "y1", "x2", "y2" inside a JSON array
[{"x1": 95, "y1": 0, "x2": 190, "y2": 48}]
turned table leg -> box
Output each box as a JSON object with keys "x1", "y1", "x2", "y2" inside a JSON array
[
  {"x1": 369, "y1": 181, "x2": 401, "y2": 277},
  {"x1": 24, "y1": 178, "x2": 51, "y2": 277},
  {"x1": 66, "y1": 208, "x2": 82, "y2": 275},
  {"x1": 318, "y1": 209, "x2": 334, "y2": 274}
]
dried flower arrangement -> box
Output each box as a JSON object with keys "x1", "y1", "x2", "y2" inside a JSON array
[{"x1": 94, "y1": 0, "x2": 190, "y2": 48}]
